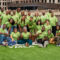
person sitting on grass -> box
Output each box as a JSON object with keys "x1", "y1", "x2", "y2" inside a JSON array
[
  {"x1": 0, "y1": 24, "x2": 9, "y2": 45},
  {"x1": 10, "y1": 28, "x2": 20, "y2": 46},
  {"x1": 18, "y1": 27, "x2": 32, "y2": 46},
  {"x1": 36, "y1": 26, "x2": 48, "y2": 48},
  {"x1": 55, "y1": 25, "x2": 60, "y2": 46},
  {"x1": 2, "y1": 40, "x2": 8, "y2": 46},
  {"x1": 47, "y1": 29, "x2": 55, "y2": 44}
]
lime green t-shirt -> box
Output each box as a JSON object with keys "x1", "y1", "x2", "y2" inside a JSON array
[
  {"x1": 33, "y1": 16, "x2": 40, "y2": 22},
  {"x1": 0, "y1": 11, "x2": 4, "y2": 15},
  {"x1": 5, "y1": 22, "x2": 12, "y2": 28},
  {"x1": 22, "y1": 32, "x2": 30, "y2": 39},
  {"x1": 12, "y1": 14, "x2": 19, "y2": 22},
  {"x1": 45, "y1": 12, "x2": 51, "y2": 18},
  {"x1": 36, "y1": 25, "x2": 42, "y2": 31},
  {"x1": 56, "y1": 30, "x2": 60, "y2": 36},
  {"x1": 47, "y1": 33, "x2": 54, "y2": 39},
  {"x1": 0, "y1": 28, "x2": 7, "y2": 33},
  {"x1": 56, "y1": 30, "x2": 60, "y2": 33},
  {"x1": 2, "y1": 14, "x2": 9, "y2": 24},
  {"x1": 26, "y1": 15, "x2": 31, "y2": 20},
  {"x1": 49, "y1": 16, "x2": 58, "y2": 26},
  {"x1": 11, "y1": 32, "x2": 20, "y2": 40},
  {"x1": 37, "y1": 30, "x2": 47, "y2": 39},
  {"x1": 16, "y1": 12, "x2": 21, "y2": 19},
  {"x1": 19, "y1": 20, "x2": 27, "y2": 28},
  {"x1": 8, "y1": 14, "x2": 12, "y2": 20},
  {"x1": 40, "y1": 15, "x2": 46, "y2": 23},
  {"x1": 44, "y1": 24, "x2": 52, "y2": 31}
]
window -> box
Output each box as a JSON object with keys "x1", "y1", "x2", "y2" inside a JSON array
[
  {"x1": 45, "y1": 0, "x2": 47, "y2": 3},
  {"x1": 0, "y1": 2, "x2": 1, "y2": 5},
  {"x1": 42, "y1": 0, "x2": 43, "y2": 3},
  {"x1": 35, "y1": 0, "x2": 36, "y2": 2},
  {"x1": 49, "y1": 0, "x2": 51, "y2": 3},
  {"x1": 16, "y1": 1, "x2": 19, "y2": 4},
  {"x1": 38, "y1": 0, "x2": 39, "y2": 2},
  {"x1": 58, "y1": 0, "x2": 60, "y2": 2},
  {"x1": 53, "y1": 0, "x2": 55, "y2": 3}
]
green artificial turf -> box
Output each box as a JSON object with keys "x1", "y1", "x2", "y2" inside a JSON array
[{"x1": 0, "y1": 44, "x2": 60, "y2": 60}]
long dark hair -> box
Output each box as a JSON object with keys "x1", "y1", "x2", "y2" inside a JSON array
[
  {"x1": 9, "y1": 18, "x2": 15, "y2": 25},
  {"x1": 36, "y1": 20, "x2": 42, "y2": 25}
]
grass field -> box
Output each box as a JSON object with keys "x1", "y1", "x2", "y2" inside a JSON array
[{"x1": 0, "y1": 44, "x2": 60, "y2": 60}]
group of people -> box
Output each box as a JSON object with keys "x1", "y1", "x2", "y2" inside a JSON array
[{"x1": 0, "y1": 8, "x2": 60, "y2": 48}]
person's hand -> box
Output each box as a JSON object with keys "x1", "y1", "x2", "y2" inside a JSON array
[{"x1": 12, "y1": 39, "x2": 14, "y2": 42}]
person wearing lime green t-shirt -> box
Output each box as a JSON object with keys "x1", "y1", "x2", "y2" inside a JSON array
[
  {"x1": 10, "y1": 28, "x2": 20, "y2": 45},
  {"x1": 10, "y1": 28, "x2": 20, "y2": 41},
  {"x1": 5, "y1": 18, "x2": 14, "y2": 34},
  {"x1": 0, "y1": 24, "x2": 8, "y2": 35},
  {"x1": 26, "y1": 12, "x2": 31, "y2": 20},
  {"x1": 0, "y1": 18, "x2": 2, "y2": 27},
  {"x1": 47, "y1": 29, "x2": 56, "y2": 44},
  {"x1": 36, "y1": 26, "x2": 48, "y2": 47},
  {"x1": 44, "y1": 20, "x2": 52, "y2": 32},
  {"x1": 33, "y1": 13, "x2": 40, "y2": 22},
  {"x1": 18, "y1": 16, "x2": 27, "y2": 32},
  {"x1": 41, "y1": 12, "x2": 46, "y2": 25},
  {"x1": 27, "y1": 17, "x2": 36, "y2": 35},
  {"x1": 36, "y1": 20, "x2": 42, "y2": 31},
  {"x1": 56, "y1": 26, "x2": 60, "y2": 36},
  {"x1": 0, "y1": 24, "x2": 9, "y2": 44},
  {"x1": 50, "y1": 13, "x2": 58, "y2": 36},
  {"x1": 0, "y1": 8, "x2": 4, "y2": 15},
  {"x1": 19, "y1": 27, "x2": 32, "y2": 45},
  {"x1": 55, "y1": 26, "x2": 60, "y2": 45},
  {"x1": 36, "y1": 26, "x2": 47, "y2": 40},
  {"x1": 47, "y1": 29, "x2": 54, "y2": 39},
  {"x1": 49, "y1": 14, "x2": 58, "y2": 26},
  {"x1": 16, "y1": 8, "x2": 21, "y2": 19},
  {"x1": 1, "y1": 11, "x2": 9, "y2": 25},
  {"x1": 12, "y1": 10, "x2": 19, "y2": 23},
  {"x1": 45, "y1": 10, "x2": 52, "y2": 19}
]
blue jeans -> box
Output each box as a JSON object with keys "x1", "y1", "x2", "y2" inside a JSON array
[
  {"x1": 0, "y1": 35, "x2": 5, "y2": 44},
  {"x1": 17, "y1": 39, "x2": 32, "y2": 45},
  {"x1": 8, "y1": 40, "x2": 16, "y2": 46},
  {"x1": 6, "y1": 37, "x2": 16, "y2": 46},
  {"x1": 0, "y1": 34, "x2": 16, "y2": 46}
]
